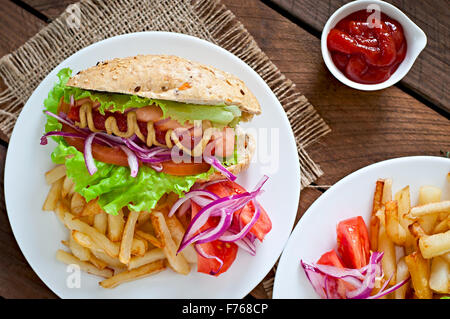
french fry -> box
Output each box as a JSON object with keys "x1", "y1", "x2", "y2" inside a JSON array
[
  {"x1": 165, "y1": 215, "x2": 197, "y2": 264},
  {"x1": 80, "y1": 199, "x2": 103, "y2": 217},
  {"x1": 440, "y1": 252, "x2": 450, "y2": 264},
  {"x1": 90, "y1": 250, "x2": 126, "y2": 269},
  {"x1": 72, "y1": 231, "x2": 102, "y2": 252},
  {"x1": 56, "y1": 250, "x2": 113, "y2": 278},
  {"x1": 151, "y1": 212, "x2": 190, "y2": 275},
  {"x1": 64, "y1": 212, "x2": 120, "y2": 257},
  {"x1": 419, "y1": 230, "x2": 450, "y2": 259},
  {"x1": 395, "y1": 186, "x2": 416, "y2": 254},
  {"x1": 128, "y1": 248, "x2": 165, "y2": 270},
  {"x1": 135, "y1": 230, "x2": 163, "y2": 249},
  {"x1": 429, "y1": 257, "x2": 449, "y2": 294},
  {"x1": 385, "y1": 200, "x2": 406, "y2": 245},
  {"x1": 377, "y1": 215, "x2": 396, "y2": 285},
  {"x1": 61, "y1": 176, "x2": 74, "y2": 198},
  {"x1": 137, "y1": 211, "x2": 152, "y2": 225},
  {"x1": 409, "y1": 221, "x2": 427, "y2": 238},
  {"x1": 81, "y1": 214, "x2": 95, "y2": 226},
  {"x1": 99, "y1": 260, "x2": 166, "y2": 288},
  {"x1": 405, "y1": 251, "x2": 432, "y2": 299},
  {"x1": 70, "y1": 192, "x2": 86, "y2": 215},
  {"x1": 119, "y1": 211, "x2": 140, "y2": 264},
  {"x1": 55, "y1": 200, "x2": 69, "y2": 223},
  {"x1": 418, "y1": 185, "x2": 442, "y2": 205},
  {"x1": 131, "y1": 237, "x2": 147, "y2": 256},
  {"x1": 89, "y1": 254, "x2": 108, "y2": 270},
  {"x1": 381, "y1": 178, "x2": 392, "y2": 204},
  {"x1": 433, "y1": 218, "x2": 449, "y2": 234},
  {"x1": 370, "y1": 180, "x2": 385, "y2": 251},
  {"x1": 107, "y1": 209, "x2": 125, "y2": 242},
  {"x1": 415, "y1": 187, "x2": 445, "y2": 234},
  {"x1": 45, "y1": 165, "x2": 66, "y2": 185},
  {"x1": 409, "y1": 201, "x2": 450, "y2": 218},
  {"x1": 93, "y1": 212, "x2": 107, "y2": 234},
  {"x1": 69, "y1": 231, "x2": 91, "y2": 261},
  {"x1": 394, "y1": 257, "x2": 410, "y2": 299},
  {"x1": 42, "y1": 178, "x2": 63, "y2": 211}
]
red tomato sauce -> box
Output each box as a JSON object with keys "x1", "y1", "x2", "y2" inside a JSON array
[{"x1": 327, "y1": 10, "x2": 407, "y2": 84}]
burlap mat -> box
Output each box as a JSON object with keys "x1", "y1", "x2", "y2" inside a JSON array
[{"x1": 0, "y1": 0, "x2": 330, "y2": 298}]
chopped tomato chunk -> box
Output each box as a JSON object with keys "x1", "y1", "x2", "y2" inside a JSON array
[{"x1": 336, "y1": 216, "x2": 370, "y2": 269}]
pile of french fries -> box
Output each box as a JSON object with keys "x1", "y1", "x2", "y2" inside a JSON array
[
  {"x1": 369, "y1": 173, "x2": 450, "y2": 298},
  {"x1": 42, "y1": 165, "x2": 197, "y2": 288}
]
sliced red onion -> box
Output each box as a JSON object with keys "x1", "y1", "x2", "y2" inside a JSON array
[
  {"x1": 346, "y1": 252, "x2": 383, "y2": 299},
  {"x1": 203, "y1": 141, "x2": 236, "y2": 181},
  {"x1": 123, "y1": 137, "x2": 168, "y2": 155},
  {"x1": 119, "y1": 145, "x2": 139, "y2": 177},
  {"x1": 138, "y1": 154, "x2": 172, "y2": 164},
  {"x1": 45, "y1": 111, "x2": 83, "y2": 133},
  {"x1": 301, "y1": 261, "x2": 327, "y2": 299},
  {"x1": 300, "y1": 251, "x2": 409, "y2": 299},
  {"x1": 150, "y1": 164, "x2": 163, "y2": 172},
  {"x1": 367, "y1": 277, "x2": 410, "y2": 299},
  {"x1": 195, "y1": 244, "x2": 223, "y2": 276},
  {"x1": 218, "y1": 199, "x2": 260, "y2": 242},
  {"x1": 168, "y1": 190, "x2": 219, "y2": 217},
  {"x1": 177, "y1": 199, "x2": 192, "y2": 217},
  {"x1": 203, "y1": 154, "x2": 237, "y2": 181},
  {"x1": 191, "y1": 196, "x2": 214, "y2": 207},
  {"x1": 84, "y1": 133, "x2": 98, "y2": 175},
  {"x1": 96, "y1": 131, "x2": 125, "y2": 145},
  {"x1": 70, "y1": 95, "x2": 75, "y2": 107},
  {"x1": 178, "y1": 176, "x2": 268, "y2": 252},
  {"x1": 40, "y1": 131, "x2": 86, "y2": 145},
  {"x1": 307, "y1": 263, "x2": 367, "y2": 281},
  {"x1": 231, "y1": 233, "x2": 256, "y2": 256},
  {"x1": 178, "y1": 192, "x2": 256, "y2": 252}
]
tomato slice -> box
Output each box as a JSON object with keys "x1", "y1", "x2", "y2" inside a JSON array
[
  {"x1": 160, "y1": 161, "x2": 210, "y2": 176},
  {"x1": 191, "y1": 202, "x2": 238, "y2": 276},
  {"x1": 62, "y1": 125, "x2": 130, "y2": 166},
  {"x1": 336, "y1": 216, "x2": 370, "y2": 269},
  {"x1": 206, "y1": 181, "x2": 272, "y2": 241},
  {"x1": 317, "y1": 250, "x2": 345, "y2": 268}
]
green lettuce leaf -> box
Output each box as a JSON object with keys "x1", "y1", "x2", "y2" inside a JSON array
[
  {"x1": 43, "y1": 68, "x2": 72, "y2": 140},
  {"x1": 52, "y1": 141, "x2": 213, "y2": 215}
]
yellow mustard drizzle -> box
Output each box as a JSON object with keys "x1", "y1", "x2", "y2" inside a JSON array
[{"x1": 75, "y1": 102, "x2": 218, "y2": 154}]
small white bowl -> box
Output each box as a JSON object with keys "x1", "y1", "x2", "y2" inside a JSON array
[{"x1": 321, "y1": 0, "x2": 427, "y2": 91}]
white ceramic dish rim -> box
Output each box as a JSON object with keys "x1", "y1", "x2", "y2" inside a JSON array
[
  {"x1": 273, "y1": 155, "x2": 450, "y2": 298},
  {"x1": 4, "y1": 31, "x2": 301, "y2": 299},
  {"x1": 321, "y1": 0, "x2": 427, "y2": 91}
]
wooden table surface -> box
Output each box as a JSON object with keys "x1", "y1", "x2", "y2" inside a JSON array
[{"x1": 0, "y1": 0, "x2": 449, "y2": 299}]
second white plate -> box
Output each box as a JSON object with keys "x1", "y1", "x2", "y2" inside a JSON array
[{"x1": 273, "y1": 156, "x2": 449, "y2": 299}]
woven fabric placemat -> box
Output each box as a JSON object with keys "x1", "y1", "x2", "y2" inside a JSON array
[{"x1": 0, "y1": 0, "x2": 330, "y2": 298}]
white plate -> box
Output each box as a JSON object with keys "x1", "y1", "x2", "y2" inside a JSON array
[
  {"x1": 273, "y1": 156, "x2": 450, "y2": 299},
  {"x1": 4, "y1": 32, "x2": 300, "y2": 299}
]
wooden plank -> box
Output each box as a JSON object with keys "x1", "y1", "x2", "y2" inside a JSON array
[
  {"x1": 269, "y1": 0, "x2": 449, "y2": 113},
  {"x1": 0, "y1": 0, "x2": 45, "y2": 57},
  {"x1": 21, "y1": 0, "x2": 75, "y2": 19}
]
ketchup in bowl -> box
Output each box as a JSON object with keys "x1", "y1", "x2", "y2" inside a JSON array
[{"x1": 327, "y1": 10, "x2": 407, "y2": 85}]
